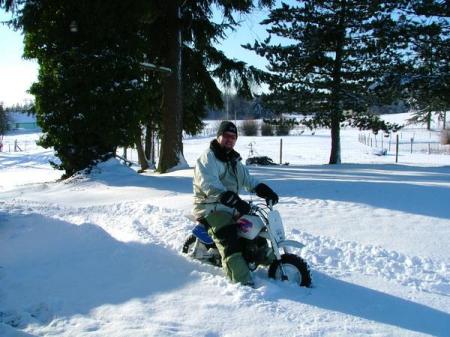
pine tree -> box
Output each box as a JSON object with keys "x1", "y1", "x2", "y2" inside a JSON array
[
  {"x1": 15, "y1": 0, "x2": 151, "y2": 176},
  {"x1": 0, "y1": 103, "x2": 9, "y2": 135},
  {"x1": 245, "y1": 0, "x2": 402, "y2": 164},
  {"x1": 144, "y1": 1, "x2": 273, "y2": 173},
  {"x1": 402, "y1": 0, "x2": 450, "y2": 130},
  {"x1": 3, "y1": 0, "x2": 274, "y2": 174}
]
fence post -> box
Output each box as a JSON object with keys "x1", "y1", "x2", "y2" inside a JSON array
[
  {"x1": 410, "y1": 138, "x2": 413, "y2": 154},
  {"x1": 279, "y1": 138, "x2": 283, "y2": 164},
  {"x1": 396, "y1": 134, "x2": 399, "y2": 163}
]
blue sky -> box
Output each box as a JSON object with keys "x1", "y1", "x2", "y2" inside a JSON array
[
  {"x1": 0, "y1": 6, "x2": 274, "y2": 107},
  {"x1": 0, "y1": 10, "x2": 38, "y2": 106}
]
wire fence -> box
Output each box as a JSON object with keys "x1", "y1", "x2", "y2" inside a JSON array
[
  {"x1": 358, "y1": 130, "x2": 450, "y2": 155},
  {"x1": 0, "y1": 139, "x2": 42, "y2": 153}
]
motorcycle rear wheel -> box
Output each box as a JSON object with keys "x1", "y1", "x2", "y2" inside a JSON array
[
  {"x1": 182, "y1": 234, "x2": 197, "y2": 255},
  {"x1": 268, "y1": 253, "x2": 311, "y2": 287},
  {"x1": 181, "y1": 234, "x2": 221, "y2": 267}
]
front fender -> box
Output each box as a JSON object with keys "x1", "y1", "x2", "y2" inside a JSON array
[{"x1": 277, "y1": 239, "x2": 305, "y2": 250}]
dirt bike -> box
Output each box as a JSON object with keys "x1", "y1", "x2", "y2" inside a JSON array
[{"x1": 182, "y1": 201, "x2": 312, "y2": 287}]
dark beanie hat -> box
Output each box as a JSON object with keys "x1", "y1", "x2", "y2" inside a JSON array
[{"x1": 217, "y1": 121, "x2": 238, "y2": 138}]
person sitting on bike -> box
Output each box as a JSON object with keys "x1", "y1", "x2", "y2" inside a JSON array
[{"x1": 192, "y1": 120, "x2": 279, "y2": 286}]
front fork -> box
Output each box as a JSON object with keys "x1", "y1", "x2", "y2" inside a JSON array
[
  {"x1": 260, "y1": 231, "x2": 305, "y2": 281},
  {"x1": 261, "y1": 231, "x2": 289, "y2": 280}
]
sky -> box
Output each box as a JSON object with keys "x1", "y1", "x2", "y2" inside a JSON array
[
  {"x1": 0, "y1": 11, "x2": 38, "y2": 106},
  {"x1": 0, "y1": 5, "x2": 274, "y2": 107}
]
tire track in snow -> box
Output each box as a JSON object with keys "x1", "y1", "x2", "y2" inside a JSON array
[
  {"x1": 290, "y1": 229, "x2": 450, "y2": 297},
  {"x1": 280, "y1": 197, "x2": 450, "y2": 296}
]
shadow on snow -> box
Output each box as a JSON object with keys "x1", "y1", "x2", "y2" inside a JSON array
[
  {"x1": 267, "y1": 271, "x2": 450, "y2": 337},
  {"x1": 1, "y1": 210, "x2": 449, "y2": 336},
  {"x1": 248, "y1": 163, "x2": 450, "y2": 220},
  {"x1": 0, "y1": 212, "x2": 197, "y2": 330}
]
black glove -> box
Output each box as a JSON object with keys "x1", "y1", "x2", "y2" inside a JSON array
[
  {"x1": 255, "y1": 183, "x2": 279, "y2": 206},
  {"x1": 219, "y1": 191, "x2": 251, "y2": 215}
]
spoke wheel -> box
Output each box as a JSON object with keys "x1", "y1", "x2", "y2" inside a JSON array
[{"x1": 268, "y1": 253, "x2": 311, "y2": 287}]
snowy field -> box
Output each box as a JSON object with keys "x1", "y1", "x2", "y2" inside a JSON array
[{"x1": 1, "y1": 113, "x2": 450, "y2": 336}]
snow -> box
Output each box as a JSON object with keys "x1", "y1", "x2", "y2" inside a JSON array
[{"x1": 1, "y1": 113, "x2": 450, "y2": 337}]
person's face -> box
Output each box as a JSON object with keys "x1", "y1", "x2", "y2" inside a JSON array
[{"x1": 218, "y1": 131, "x2": 237, "y2": 151}]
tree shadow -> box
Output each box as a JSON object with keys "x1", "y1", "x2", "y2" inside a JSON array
[
  {"x1": 0, "y1": 150, "x2": 56, "y2": 169},
  {"x1": 0, "y1": 212, "x2": 198, "y2": 329},
  {"x1": 265, "y1": 271, "x2": 450, "y2": 336},
  {"x1": 248, "y1": 164, "x2": 450, "y2": 220}
]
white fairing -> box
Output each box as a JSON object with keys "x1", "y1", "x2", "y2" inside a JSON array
[
  {"x1": 237, "y1": 215, "x2": 265, "y2": 240},
  {"x1": 267, "y1": 210, "x2": 285, "y2": 242}
]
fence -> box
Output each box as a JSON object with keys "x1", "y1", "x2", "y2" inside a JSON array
[
  {"x1": 183, "y1": 126, "x2": 216, "y2": 139},
  {"x1": 358, "y1": 131, "x2": 450, "y2": 156},
  {"x1": 0, "y1": 139, "x2": 42, "y2": 152}
]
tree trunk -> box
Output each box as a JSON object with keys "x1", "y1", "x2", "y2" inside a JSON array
[
  {"x1": 444, "y1": 111, "x2": 447, "y2": 130},
  {"x1": 144, "y1": 121, "x2": 156, "y2": 169},
  {"x1": 427, "y1": 111, "x2": 431, "y2": 130},
  {"x1": 329, "y1": 115, "x2": 341, "y2": 164},
  {"x1": 144, "y1": 122, "x2": 152, "y2": 161},
  {"x1": 329, "y1": 0, "x2": 345, "y2": 165},
  {"x1": 157, "y1": 1, "x2": 185, "y2": 173},
  {"x1": 135, "y1": 129, "x2": 149, "y2": 172}
]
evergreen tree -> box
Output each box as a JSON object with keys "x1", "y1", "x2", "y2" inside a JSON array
[
  {"x1": 15, "y1": 0, "x2": 151, "y2": 177},
  {"x1": 144, "y1": 1, "x2": 273, "y2": 173},
  {"x1": 0, "y1": 103, "x2": 9, "y2": 135},
  {"x1": 402, "y1": 1, "x2": 450, "y2": 130},
  {"x1": 245, "y1": 0, "x2": 402, "y2": 164}
]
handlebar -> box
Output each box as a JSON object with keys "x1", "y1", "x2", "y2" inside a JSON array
[{"x1": 248, "y1": 200, "x2": 273, "y2": 213}]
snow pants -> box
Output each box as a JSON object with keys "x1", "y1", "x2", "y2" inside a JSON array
[{"x1": 205, "y1": 211, "x2": 253, "y2": 285}]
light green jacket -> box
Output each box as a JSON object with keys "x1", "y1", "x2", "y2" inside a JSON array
[{"x1": 192, "y1": 146, "x2": 260, "y2": 218}]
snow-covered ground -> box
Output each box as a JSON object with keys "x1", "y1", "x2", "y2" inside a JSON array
[{"x1": 1, "y1": 114, "x2": 450, "y2": 337}]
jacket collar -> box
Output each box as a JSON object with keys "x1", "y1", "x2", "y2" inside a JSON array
[{"x1": 210, "y1": 139, "x2": 241, "y2": 163}]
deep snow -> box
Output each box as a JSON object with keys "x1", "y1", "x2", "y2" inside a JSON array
[{"x1": 1, "y1": 114, "x2": 450, "y2": 337}]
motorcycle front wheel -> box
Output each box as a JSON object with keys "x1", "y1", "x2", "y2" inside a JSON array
[{"x1": 268, "y1": 253, "x2": 312, "y2": 287}]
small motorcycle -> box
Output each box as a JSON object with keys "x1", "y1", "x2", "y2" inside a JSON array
[{"x1": 182, "y1": 201, "x2": 311, "y2": 287}]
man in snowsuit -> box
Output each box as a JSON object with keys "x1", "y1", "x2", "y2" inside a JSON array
[{"x1": 192, "y1": 121, "x2": 279, "y2": 286}]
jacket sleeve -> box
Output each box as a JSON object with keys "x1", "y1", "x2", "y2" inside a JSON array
[
  {"x1": 239, "y1": 161, "x2": 260, "y2": 193},
  {"x1": 194, "y1": 151, "x2": 227, "y2": 201}
]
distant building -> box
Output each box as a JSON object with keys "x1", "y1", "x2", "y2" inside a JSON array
[{"x1": 7, "y1": 111, "x2": 39, "y2": 130}]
